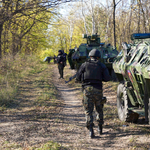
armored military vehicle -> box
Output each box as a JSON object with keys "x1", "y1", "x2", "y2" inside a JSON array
[
  {"x1": 68, "y1": 34, "x2": 118, "y2": 80},
  {"x1": 113, "y1": 33, "x2": 150, "y2": 124},
  {"x1": 67, "y1": 49, "x2": 75, "y2": 69}
]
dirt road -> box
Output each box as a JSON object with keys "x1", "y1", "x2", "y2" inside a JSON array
[
  {"x1": 49, "y1": 65, "x2": 150, "y2": 150},
  {"x1": 0, "y1": 64, "x2": 150, "y2": 150}
]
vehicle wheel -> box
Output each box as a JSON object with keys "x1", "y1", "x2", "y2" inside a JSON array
[
  {"x1": 144, "y1": 82, "x2": 150, "y2": 124},
  {"x1": 144, "y1": 83, "x2": 149, "y2": 124},
  {"x1": 117, "y1": 83, "x2": 139, "y2": 122},
  {"x1": 148, "y1": 98, "x2": 150, "y2": 124}
]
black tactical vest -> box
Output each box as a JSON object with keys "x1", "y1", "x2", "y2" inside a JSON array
[
  {"x1": 83, "y1": 60, "x2": 102, "y2": 81},
  {"x1": 57, "y1": 54, "x2": 64, "y2": 63}
]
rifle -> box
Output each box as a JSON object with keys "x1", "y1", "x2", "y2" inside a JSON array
[
  {"x1": 43, "y1": 57, "x2": 52, "y2": 63},
  {"x1": 65, "y1": 73, "x2": 77, "y2": 84}
]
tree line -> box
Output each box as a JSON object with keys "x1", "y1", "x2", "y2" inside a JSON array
[
  {"x1": 0, "y1": 0, "x2": 74, "y2": 58},
  {"x1": 49, "y1": 0, "x2": 150, "y2": 54},
  {"x1": 0, "y1": 0, "x2": 150, "y2": 58}
]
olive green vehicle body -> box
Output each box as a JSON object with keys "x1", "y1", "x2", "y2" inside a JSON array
[
  {"x1": 113, "y1": 33, "x2": 150, "y2": 123},
  {"x1": 67, "y1": 49, "x2": 75, "y2": 69},
  {"x1": 68, "y1": 34, "x2": 118, "y2": 78}
]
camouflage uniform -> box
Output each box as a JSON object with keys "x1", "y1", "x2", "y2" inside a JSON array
[
  {"x1": 83, "y1": 86, "x2": 103, "y2": 128},
  {"x1": 57, "y1": 50, "x2": 65, "y2": 79},
  {"x1": 76, "y1": 49, "x2": 110, "y2": 138}
]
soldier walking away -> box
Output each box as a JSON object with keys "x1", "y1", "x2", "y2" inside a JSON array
[
  {"x1": 57, "y1": 50, "x2": 65, "y2": 79},
  {"x1": 75, "y1": 49, "x2": 111, "y2": 138}
]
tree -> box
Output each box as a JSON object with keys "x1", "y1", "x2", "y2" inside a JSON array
[
  {"x1": 112, "y1": 0, "x2": 122, "y2": 48},
  {"x1": 46, "y1": 0, "x2": 150, "y2": 53},
  {"x1": 0, "y1": 0, "x2": 75, "y2": 58}
]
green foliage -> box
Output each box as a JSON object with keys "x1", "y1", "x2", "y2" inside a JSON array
[
  {"x1": 0, "y1": 54, "x2": 66, "y2": 149},
  {"x1": 1, "y1": 0, "x2": 150, "y2": 58},
  {"x1": 2, "y1": 9, "x2": 53, "y2": 56},
  {"x1": 33, "y1": 77, "x2": 57, "y2": 107},
  {"x1": 36, "y1": 141, "x2": 63, "y2": 150},
  {"x1": 0, "y1": 87, "x2": 17, "y2": 107},
  {"x1": 1, "y1": 141, "x2": 22, "y2": 149},
  {"x1": 48, "y1": 19, "x2": 85, "y2": 54},
  {"x1": 38, "y1": 49, "x2": 57, "y2": 60}
]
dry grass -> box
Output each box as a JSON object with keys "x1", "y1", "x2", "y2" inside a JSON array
[
  {"x1": 0, "y1": 54, "x2": 63, "y2": 149},
  {"x1": 0, "y1": 54, "x2": 47, "y2": 108}
]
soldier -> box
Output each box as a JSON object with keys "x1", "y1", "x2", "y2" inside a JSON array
[
  {"x1": 75, "y1": 49, "x2": 111, "y2": 138},
  {"x1": 57, "y1": 50, "x2": 65, "y2": 79}
]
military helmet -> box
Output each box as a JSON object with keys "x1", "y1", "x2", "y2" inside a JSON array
[
  {"x1": 58, "y1": 50, "x2": 63, "y2": 53},
  {"x1": 89, "y1": 49, "x2": 101, "y2": 57}
]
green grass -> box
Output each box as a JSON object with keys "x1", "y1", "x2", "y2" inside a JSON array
[
  {"x1": 1, "y1": 140, "x2": 67, "y2": 150},
  {"x1": 0, "y1": 54, "x2": 66, "y2": 150},
  {"x1": 2, "y1": 141, "x2": 22, "y2": 150},
  {"x1": 32, "y1": 76, "x2": 58, "y2": 108},
  {"x1": 0, "y1": 54, "x2": 47, "y2": 109},
  {"x1": 35, "y1": 141, "x2": 67, "y2": 150}
]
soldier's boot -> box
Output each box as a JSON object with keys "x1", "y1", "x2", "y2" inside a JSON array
[
  {"x1": 89, "y1": 125, "x2": 95, "y2": 138},
  {"x1": 98, "y1": 124, "x2": 102, "y2": 135}
]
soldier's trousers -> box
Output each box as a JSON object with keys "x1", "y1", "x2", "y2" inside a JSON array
[
  {"x1": 83, "y1": 86, "x2": 104, "y2": 128},
  {"x1": 58, "y1": 64, "x2": 64, "y2": 78}
]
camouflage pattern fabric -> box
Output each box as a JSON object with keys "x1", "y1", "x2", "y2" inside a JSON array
[{"x1": 83, "y1": 86, "x2": 104, "y2": 128}]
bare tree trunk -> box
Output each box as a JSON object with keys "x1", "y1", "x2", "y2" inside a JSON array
[
  {"x1": 0, "y1": 23, "x2": 4, "y2": 59},
  {"x1": 138, "y1": 0, "x2": 147, "y2": 33},
  {"x1": 113, "y1": 0, "x2": 116, "y2": 48},
  {"x1": 90, "y1": 0, "x2": 95, "y2": 34},
  {"x1": 69, "y1": 24, "x2": 74, "y2": 49},
  {"x1": 3, "y1": 26, "x2": 5, "y2": 55},
  {"x1": 145, "y1": 0, "x2": 150, "y2": 32},
  {"x1": 128, "y1": 0, "x2": 133, "y2": 42},
  {"x1": 137, "y1": 0, "x2": 141, "y2": 33},
  {"x1": 81, "y1": 0, "x2": 88, "y2": 35},
  {"x1": 12, "y1": 36, "x2": 17, "y2": 56},
  {"x1": 105, "y1": 0, "x2": 111, "y2": 42}
]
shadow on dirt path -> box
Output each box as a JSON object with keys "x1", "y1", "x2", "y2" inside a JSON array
[
  {"x1": 51, "y1": 65, "x2": 150, "y2": 150},
  {"x1": 0, "y1": 64, "x2": 149, "y2": 150}
]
